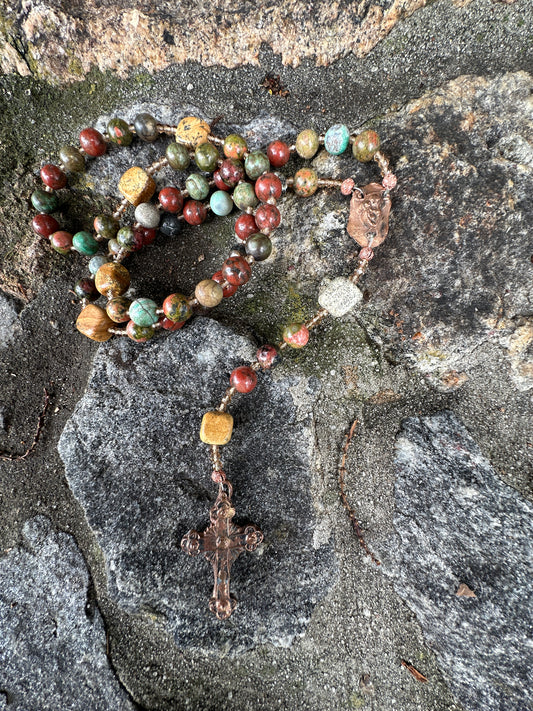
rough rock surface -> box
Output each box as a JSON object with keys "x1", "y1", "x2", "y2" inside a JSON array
[
  {"x1": 381, "y1": 411, "x2": 533, "y2": 711},
  {"x1": 58, "y1": 318, "x2": 336, "y2": 654},
  {"x1": 0, "y1": 516, "x2": 135, "y2": 710},
  {"x1": 0, "y1": 294, "x2": 19, "y2": 348}
]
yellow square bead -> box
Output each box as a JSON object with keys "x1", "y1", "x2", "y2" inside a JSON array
[
  {"x1": 118, "y1": 166, "x2": 156, "y2": 206},
  {"x1": 200, "y1": 411, "x2": 234, "y2": 445}
]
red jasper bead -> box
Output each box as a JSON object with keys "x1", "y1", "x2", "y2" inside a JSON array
[
  {"x1": 32, "y1": 213, "x2": 60, "y2": 237},
  {"x1": 234, "y1": 213, "x2": 258, "y2": 241},
  {"x1": 255, "y1": 204, "x2": 281, "y2": 233},
  {"x1": 256, "y1": 344, "x2": 279, "y2": 368},
  {"x1": 40, "y1": 164, "x2": 67, "y2": 190},
  {"x1": 219, "y1": 158, "x2": 245, "y2": 187},
  {"x1": 230, "y1": 365, "x2": 258, "y2": 393},
  {"x1": 221, "y1": 255, "x2": 252, "y2": 285},
  {"x1": 159, "y1": 187, "x2": 183, "y2": 214},
  {"x1": 212, "y1": 270, "x2": 238, "y2": 297},
  {"x1": 255, "y1": 172, "x2": 282, "y2": 202},
  {"x1": 213, "y1": 170, "x2": 231, "y2": 191},
  {"x1": 79, "y1": 128, "x2": 107, "y2": 157},
  {"x1": 136, "y1": 227, "x2": 157, "y2": 246},
  {"x1": 183, "y1": 200, "x2": 207, "y2": 225},
  {"x1": 267, "y1": 140, "x2": 290, "y2": 168},
  {"x1": 159, "y1": 317, "x2": 186, "y2": 331}
]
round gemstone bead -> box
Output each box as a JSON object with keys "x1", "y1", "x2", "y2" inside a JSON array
[
  {"x1": 49, "y1": 231, "x2": 73, "y2": 254},
  {"x1": 352, "y1": 130, "x2": 380, "y2": 162},
  {"x1": 74, "y1": 277, "x2": 98, "y2": 301},
  {"x1": 195, "y1": 279, "x2": 223, "y2": 308},
  {"x1": 88, "y1": 255, "x2": 108, "y2": 275},
  {"x1": 183, "y1": 200, "x2": 207, "y2": 225},
  {"x1": 254, "y1": 204, "x2": 280, "y2": 233},
  {"x1": 134, "y1": 202, "x2": 160, "y2": 228},
  {"x1": 32, "y1": 213, "x2": 59, "y2": 238},
  {"x1": 159, "y1": 214, "x2": 182, "y2": 237},
  {"x1": 116, "y1": 226, "x2": 136, "y2": 249},
  {"x1": 94, "y1": 214, "x2": 119, "y2": 240},
  {"x1": 324, "y1": 124, "x2": 350, "y2": 155},
  {"x1": 166, "y1": 142, "x2": 190, "y2": 171},
  {"x1": 293, "y1": 168, "x2": 318, "y2": 197},
  {"x1": 340, "y1": 178, "x2": 355, "y2": 195},
  {"x1": 223, "y1": 134, "x2": 247, "y2": 160},
  {"x1": 267, "y1": 140, "x2": 290, "y2": 168},
  {"x1": 72, "y1": 230, "x2": 99, "y2": 256},
  {"x1": 160, "y1": 317, "x2": 186, "y2": 331},
  {"x1": 136, "y1": 227, "x2": 157, "y2": 246},
  {"x1": 213, "y1": 169, "x2": 231, "y2": 191},
  {"x1": 59, "y1": 145, "x2": 85, "y2": 172},
  {"x1": 185, "y1": 173, "x2": 210, "y2": 200},
  {"x1": 162, "y1": 293, "x2": 192, "y2": 322},
  {"x1": 256, "y1": 344, "x2": 279, "y2": 368},
  {"x1": 234, "y1": 213, "x2": 258, "y2": 241},
  {"x1": 244, "y1": 151, "x2": 270, "y2": 180},
  {"x1": 221, "y1": 256, "x2": 252, "y2": 286},
  {"x1": 79, "y1": 128, "x2": 107, "y2": 157},
  {"x1": 107, "y1": 118, "x2": 133, "y2": 146},
  {"x1": 134, "y1": 113, "x2": 159, "y2": 142},
  {"x1": 210, "y1": 190, "x2": 233, "y2": 216},
  {"x1": 106, "y1": 296, "x2": 131, "y2": 323},
  {"x1": 255, "y1": 172, "x2": 283, "y2": 202},
  {"x1": 359, "y1": 246, "x2": 374, "y2": 261},
  {"x1": 219, "y1": 158, "x2": 244, "y2": 187},
  {"x1": 95, "y1": 262, "x2": 130, "y2": 297},
  {"x1": 295, "y1": 129, "x2": 319, "y2": 159},
  {"x1": 283, "y1": 323, "x2": 310, "y2": 348},
  {"x1": 129, "y1": 298, "x2": 159, "y2": 327},
  {"x1": 245, "y1": 233, "x2": 272, "y2": 261},
  {"x1": 126, "y1": 321, "x2": 155, "y2": 342},
  {"x1": 31, "y1": 189, "x2": 58, "y2": 214},
  {"x1": 230, "y1": 366, "x2": 257, "y2": 394},
  {"x1": 212, "y1": 270, "x2": 238, "y2": 297},
  {"x1": 176, "y1": 117, "x2": 211, "y2": 148},
  {"x1": 40, "y1": 164, "x2": 67, "y2": 190},
  {"x1": 159, "y1": 187, "x2": 183, "y2": 213},
  {"x1": 232, "y1": 182, "x2": 258, "y2": 211},
  {"x1": 108, "y1": 239, "x2": 121, "y2": 256},
  {"x1": 194, "y1": 142, "x2": 219, "y2": 172}
]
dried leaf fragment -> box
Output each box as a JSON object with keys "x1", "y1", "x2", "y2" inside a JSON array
[{"x1": 401, "y1": 660, "x2": 428, "y2": 683}]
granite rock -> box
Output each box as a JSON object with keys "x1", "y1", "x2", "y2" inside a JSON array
[
  {"x1": 381, "y1": 411, "x2": 533, "y2": 711},
  {"x1": 0, "y1": 516, "x2": 135, "y2": 710},
  {"x1": 0, "y1": 294, "x2": 20, "y2": 349},
  {"x1": 58, "y1": 317, "x2": 336, "y2": 654}
]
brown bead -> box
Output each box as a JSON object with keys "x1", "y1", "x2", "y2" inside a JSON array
[
  {"x1": 175, "y1": 117, "x2": 211, "y2": 148},
  {"x1": 40, "y1": 164, "x2": 67, "y2": 190},
  {"x1": 79, "y1": 128, "x2": 107, "y2": 157},
  {"x1": 200, "y1": 411, "x2": 234, "y2": 445},
  {"x1": 118, "y1": 167, "x2": 156, "y2": 206},
  {"x1": 195, "y1": 279, "x2": 223, "y2": 308},
  {"x1": 95, "y1": 262, "x2": 131, "y2": 298},
  {"x1": 76, "y1": 304, "x2": 114, "y2": 341}
]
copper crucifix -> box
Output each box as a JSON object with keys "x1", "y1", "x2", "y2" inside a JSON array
[{"x1": 181, "y1": 483, "x2": 263, "y2": 619}]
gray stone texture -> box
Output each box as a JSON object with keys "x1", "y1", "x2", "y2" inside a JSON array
[{"x1": 0, "y1": 293, "x2": 20, "y2": 349}]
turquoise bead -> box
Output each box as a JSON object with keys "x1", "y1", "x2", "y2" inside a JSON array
[
  {"x1": 210, "y1": 190, "x2": 233, "y2": 216},
  {"x1": 31, "y1": 189, "x2": 58, "y2": 214},
  {"x1": 232, "y1": 182, "x2": 258, "y2": 211},
  {"x1": 72, "y1": 231, "x2": 99, "y2": 256},
  {"x1": 129, "y1": 298, "x2": 159, "y2": 326},
  {"x1": 185, "y1": 173, "x2": 210, "y2": 200},
  {"x1": 88, "y1": 255, "x2": 108, "y2": 275},
  {"x1": 324, "y1": 124, "x2": 350, "y2": 155}
]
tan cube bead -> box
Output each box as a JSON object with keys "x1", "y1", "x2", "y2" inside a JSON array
[
  {"x1": 76, "y1": 304, "x2": 114, "y2": 341},
  {"x1": 200, "y1": 411, "x2": 234, "y2": 445},
  {"x1": 175, "y1": 117, "x2": 211, "y2": 148},
  {"x1": 118, "y1": 166, "x2": 156, "y2": 206}
]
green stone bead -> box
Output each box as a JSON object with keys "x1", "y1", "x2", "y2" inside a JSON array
[
  {"x1": 129, "y1": 298, "x2": 159, "y2": 327},
  {"x1": 210, "y1": 190, "x2": 233, "y2": 216},
  {"x1": 116, "y1": 226, "x2": 136, "y2": 249},
  {"x1": 107, "y1": 118, "x2": 133, "y2": 146},
  {"x1": 106, "y1": 296, "x2": 132, "y2": 323},
  {"x1": 88, "y1": 255, "x2": 108, "y2": 275},
  {"x1": 295, "y1": 129, "x2": 319, "y2": 160},
  {"x1": 94, "y1": 214, "x2": 119, "y2": 239},
  {"x1": 72, "y1": 230, "x2": 99, "y2": 256},
  {"x1": 223, "y1": 134, "x2": 248, "y2": 160},
  {"x1": 59, "y1": 145, "x2": 85, "y2": 172},
  {"x1": 324, "y1": 124, "x2": 350, "y2": 155},
  {"x1": 293, "y1": 168, "x2": 318, "y2": 197},
  {"x1": 162, "y1": 293, "x2": 192, "y2": 322},
  {"x1": 244, "y1": 151, "x2": 270, "y2": 180},
  {"x1": 185, "y1": 173, "x2": 210, "y2": 200},
  {"x1": 352, "y1": 130, "x2": 380, "y2": 162},
  {"x1": 232, "y1": 182, "x2": 258, "y2": 211},
  {"x1": 127, "y1": 321, "x2": 155, "y2": 342},
  {"x1": 245, "y1": 233, "x2": 272, "y2": 261},
  {"x1": 31, "y1": 189, "x2": 58, "y2": 214},
  {"x1": 194, "y1": 142, "x2": 219, "y2": 172},
  {"x1": 166, "y1": 142, "x2": 191, "y2": 171}
]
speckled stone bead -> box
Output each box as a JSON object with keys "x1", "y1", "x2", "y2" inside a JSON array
[
  {"x1": 185, "y1": 173, "x2": 210, "y2": 200},
  {"x1": 194, "y1": 142, "x2": 219, "y2": 172},
  {"x1": 159, "y1": 214, "x2": 182, "y2": 237},
  {"x1": 230, "y1": 366, "x2": 257, "y2": 393},
  {"x1": 31, "y1": 189, "x2": 58, "y2": 214},
  {"x1": 183, "y1": 200, "x2": 207, "y2": 225},
  {"x1": 195, "y1": 279, "x2": 223, "y2": 308},
  {"x1": 159, "y1": 187, "x2": 183, "y2": 213},
  {"x1": 72, "y1": 231, "x2": 99, "y2": 256},
  {"x1": 267, "y1": 140, "x2": 290, "y2": 168},
  {"x1": 200, "y1": 411, "x2": 234, "y2": 445},
  {"x1": 116, "y1": 226, "x2": 136, "y2": 249},
  {"x1": 255, "y1": 172, "x2": 282, "y2": 202},
  {"x1": 283, "y1": 323, "x2": 310, "y2": 348},
  {"x1": 88, "y1": 255, "x2": 108, "y2": 275},
  {"x1": 126, "y1": 321, "x2": 155, "y2": 342},
  {"x1": 74, "y1": 277, "x2": 98, "y2": 301},
  {"x1": 32, "y1": 213, "x2": 59, "y2": 237},
  {"x1": 244, "y1": 151, "x2": 270, "y2": 180},
  {"x1": 134, "y1": 202, "x2": 160, "y2": 229},
  {"x1": 79, "y1": 128, "x2": 107, "y2": 157},
  {"x1": 212, "y1": 270, "x2": 238, "y2": 297},
  {"x1": 50, "y1": 231, "x2": 73, "y2": 254},
  {"x1": 254, "y1": 204, "x2": 280, "y2": 233},
  {"x1": 245, "y1": 233, "x2": 272, "y2": 261},
  {"x1": 108, "y1": 239, "x2": 121, "y2": 256},
  {"x1": 76, "y1": 304, "x2": 114, "y2": 341},
  {"x1": 137, "y1": 227, "x2": 157, "y2": 246},
  {"x1": 129, "y1": 298, "x2": 159, "y2": 327},
  {"x1": 176, "y1": 117, "x2": 211, "y2": 148},
  {"x1": 219, "y1": 158, "x2": 244, "y2": 187},
  {"x1": 223, "y1": 134, "x2": 247, "y2": 160},
  {"x1": 106, "y1": 296, "x2": 132, "y2": 323},
  {"x1": 59, "y1": 145, "x2": 85, "y2": 172},
  {"x1": 295, "y1": 129, "x2": 319, "y2": 159},
  {"x1": 213, "y1": 170, "x2": 231, "y2": 191},
  {"x1": 234, "y1": 213, "x2": 258, "y2": 241},
  {"x1": 318, "y1": 277, "x2": 363, "y2": 317},
  {"x1": 293, "y1": 168, "x2": 318, "y2": 197},
  {"x1": 162, "y1": 293, "x2": 192, "y2": 322},
  {"x1": 232, "y1": 182, "x2": 258, "y2": 211},
  {"x1": 107, "y1": 118, "x2": 133, "y2": 146},
  {"x1": 166, "y1": 142, "x2": 190, "y2": 171},
  {"x1": 352, "y1": 130, "x2": 380, "y2": 162},
  {"x1": 40, "y1": 164, "x2": 67, "y2": 190},
  {"x1": 134, "y1": 113, "x2": 159, "y2": 142},
  {"x1": 118, "y1": 167, "x2": 156, "y2": 206},
  {"x1": 95, "y1": 262, "x2": 130, "y2": 297},
  {"x1": 324, "y1": 124, "x2": 350, "y2": 155},
  {"x1": 256, "y1": 344, "x2": 279, "y2": 368},
  {"x1": 160, "y1": 317, "x2": 186, "y2": 331},
  {"x1": 221, "y1": 255, "x2": 252, "y2": 285},
  {"x1": 94, "y1": 214, "x2": 118, "y2": 240},
  {"x1": 210, "y1": 190, "x2": 233, "y2": 216}
]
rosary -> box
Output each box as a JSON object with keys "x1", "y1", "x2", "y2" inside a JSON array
[{"x1": 30, "y1": 113, "x2": 396, "y2": 619}]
